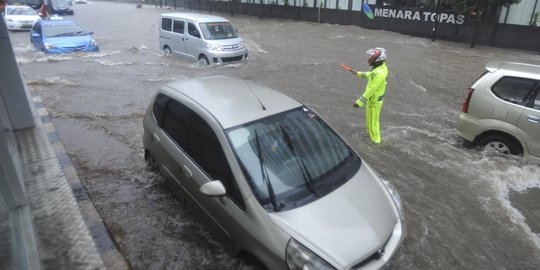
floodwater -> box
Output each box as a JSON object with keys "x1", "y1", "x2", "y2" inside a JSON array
[{"x1": 9, "y1": 1, "x2": 540, "y2": 269}]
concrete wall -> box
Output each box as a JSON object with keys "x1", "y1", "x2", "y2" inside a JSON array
[{"x1": 174, "y1": 1, "x2": 540, "y2": 52}]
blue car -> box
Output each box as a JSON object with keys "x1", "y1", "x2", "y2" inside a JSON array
[{"x1": 30, "y1": 18, "x2": 98, "y2": 53}]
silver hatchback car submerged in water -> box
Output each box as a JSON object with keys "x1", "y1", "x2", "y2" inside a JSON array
[{"x1": 143, "y1": 76, "x2": 405, "y2": 269}]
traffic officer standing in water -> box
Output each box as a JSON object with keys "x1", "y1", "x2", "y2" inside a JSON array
[{"x1": 347, "y1": 47, "x2": 388, "y2": 144}]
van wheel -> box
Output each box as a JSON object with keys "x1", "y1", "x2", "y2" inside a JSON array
[
  {"x1": 198, "y1": 55, "x2": 209, "y2": 66},
  {"x1": 478, "y1": 135, "x2": 522, "y2": 156},
  {"x1": 163, "y1": 46, "x2": 172, "y2": 56}
]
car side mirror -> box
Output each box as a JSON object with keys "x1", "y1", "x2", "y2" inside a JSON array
[
  {"x1": 31, "y1": 33, "x2": 40, "y2": 38},
  {"x1": 88, "y1": 31, "x2": 94, "y2": 35},
  {"x1": 199, "y1": 180, "x2": 226, "y2": 197}
]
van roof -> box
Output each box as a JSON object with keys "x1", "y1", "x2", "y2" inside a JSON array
[
  {"x1": 161, "y1": 76, "x2": 302, "y2": 129},
  {"x1": 161, "y1": 13, "x2": 230, "y2": 23}
]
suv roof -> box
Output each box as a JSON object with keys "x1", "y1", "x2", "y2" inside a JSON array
[
  {"x1": 486, "y1": 61, "x2": 540, "y2": 76},
  {"x1": 162, "y1": 76, "x2": 302, "y2": 129},
  {"x1": 161, "y1": 13, "x2": 229, "y2": 23}
]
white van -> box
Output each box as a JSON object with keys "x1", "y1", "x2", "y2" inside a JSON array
[{"x1": 159, "y1": 13, "x2": 248, "y2": 65}]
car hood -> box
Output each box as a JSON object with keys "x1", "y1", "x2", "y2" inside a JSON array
[
  {"x1": 46, "y1": 35, "x2": 93, "y2": 46},
  {"x1": 268, "y1": 164, "x2": 398, "y2": 268}
]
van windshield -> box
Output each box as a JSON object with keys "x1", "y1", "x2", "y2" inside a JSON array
[
  {"x1": 199, "y1": 22, "x2": 238, "y2": 40},
  {"x1": 226, "y1": 107, "x2": 361, "y2": 211}
]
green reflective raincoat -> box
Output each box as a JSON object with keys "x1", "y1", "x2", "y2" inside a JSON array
[{"x1": 354, "y1": 62, "x2": 388, "y2": 144}]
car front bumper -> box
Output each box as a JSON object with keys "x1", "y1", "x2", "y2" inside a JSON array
[{"x1": 206, "y1": 48, "x2": 249, "y2": 64}]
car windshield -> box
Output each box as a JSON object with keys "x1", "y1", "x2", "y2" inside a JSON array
[
  {"x1": 227, "y1": 107, "x2": 361, "y2": 211},
  {"x1": 199, "y1": 22, "x2": 238, "y2": 40},
  {"x1": 52, "y1": 0, "x2": 72, "y2": 6},
  {"x1": 44, "y1": 24, "x2": 87, "y2": 37},
  {"x1": 7, "y1": 7, "x2": 37, "y2": 15}
]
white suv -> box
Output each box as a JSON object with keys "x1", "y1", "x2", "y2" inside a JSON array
[{"x1": 457, "y1": 61, "x2": 540, "y2": 163}]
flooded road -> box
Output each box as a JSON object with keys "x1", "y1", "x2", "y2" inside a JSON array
[{"x1": 9, "y1": 1, "x2": 540, "y2": 269}]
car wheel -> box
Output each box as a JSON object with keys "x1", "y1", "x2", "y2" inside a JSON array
[
  {"x1": 145, "y1": 150, "x2": 158, "y2": 172},
  {"x1": 198, "y1": 55, "x2": 209, "y2": 66},
  {"x1": 163, "y1": 46, "x2": 172, "y2": 56},
  {"x1": 478, "y1": 135, "x2": 522, "y2": 156}
]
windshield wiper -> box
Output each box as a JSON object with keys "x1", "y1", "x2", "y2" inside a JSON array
[
  {"x1": 52, "y1": 31, "x2": 84, "y2": 37},
  {"x1": 254, "y1": 129, "x2": 282, "y2": 211},
  {"x1": 278, "y1": 124, "x2": 317, "y2": 195}
]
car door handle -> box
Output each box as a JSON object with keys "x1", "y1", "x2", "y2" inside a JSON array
[
  {"x1": 152, "y1": 133, "x2": 160, "y2": 143},
  {"x1": 528, "y1": 115, "x2": 539, "y2": 124},
  {"x1": 182, "y1": 165, "x2": 192, "y2": 178}
]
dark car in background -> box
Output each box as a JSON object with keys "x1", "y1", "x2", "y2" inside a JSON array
[{"x1": 46, "y1": 0, "x2": 73, "y2": 15}]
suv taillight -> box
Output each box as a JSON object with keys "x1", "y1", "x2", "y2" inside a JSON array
[{"x1": 462, "y1": 87, "x2": 475, "y2": 113}]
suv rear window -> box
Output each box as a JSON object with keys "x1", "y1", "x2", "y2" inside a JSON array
[{"x1": 491, "y1": 76, "x2": 537, "y2": 105}]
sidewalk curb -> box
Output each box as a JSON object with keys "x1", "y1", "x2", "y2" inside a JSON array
[{"x1": 30, "y1": 90, "x2": 130, "y2": 270}]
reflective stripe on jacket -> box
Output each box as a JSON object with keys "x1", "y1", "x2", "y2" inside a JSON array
[{"x1": 356, "y1": 62, "x2": 388, "y2": 105}]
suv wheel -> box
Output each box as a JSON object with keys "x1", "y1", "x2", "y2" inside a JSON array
[{"x1": 478, "y1": 135, "x2": 522, "y2": 156}]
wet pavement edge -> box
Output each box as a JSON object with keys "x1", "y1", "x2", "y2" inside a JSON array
[{"x1": 29, "y1": 88, "x2": 131, "y2": 270}]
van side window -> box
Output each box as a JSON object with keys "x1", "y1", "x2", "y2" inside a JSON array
[
  {"x1": 189, "y1": 114, "x2": 243, "y2": 206},
  {"x1": 162, "y1": 99, "x2": 191, "y2": 150},
  {"x1": 188, "y1": 22, "x2": 200, "y2": 39},
  {"x1": 161, "y1": 18, "x2": 172, "y2": 32},
  {"x1": 173, "y1": 20, "x2": 184, "y2": 34},
  {"x1": 491, "y1": 77, "x2": 538, "y2": 105},
  {"x1": 153, "y1": 93, "x2": 170, "y2": 126}
]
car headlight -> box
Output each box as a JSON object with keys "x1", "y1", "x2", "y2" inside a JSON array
[
  {"x1": 286, "y1": 238, "x2": 335, "y2": 270},
  {"x1": 382, "y1": 179, "x2": 405, "y2": 221},
  {"x1": 206, "y1": 43, "x2": 222, "y2": 51},
  {"x1": 91, "y1": 39, "x2": 98, "y2": 46},
  {"x1": 6, "y1": 18, "x2": 14, "y2": 22},
  {"x1": 239, "y1": 42, "x2": 245, "y2": 49},
  {"x1": 44, "y1": 43, "x2": 56, "y2": 50}
]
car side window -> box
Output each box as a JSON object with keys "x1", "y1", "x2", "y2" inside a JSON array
[
  {"x1": 153, "y1": 93, "x2": 170, "y2": 126},
  {"x1": 491, "y1": 76, "x2": 538, "y2": 106},
  {"x1": 161, "y1": 18, "x2": 172, "y2": 32},
  {"x1": 162, "y1": 99, "x2": 191, "y2": 150},
  {"x1": 172, "y1": 20, "x2": 184, "y2": 34},
  {"x1": 188, "y1": 22, "x2": 200, "y2": 39},
  {"x1": 189, "y1": 113, "x2": 243, "y2": 207}
]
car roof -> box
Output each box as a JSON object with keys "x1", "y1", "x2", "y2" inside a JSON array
[
  {"x1": 42, "y1": 19, "x2": 78, "y2": 26},
  {"x1": 162, "y1": 76, "x2": 302, "y2": 129},
  {"x1": 161, "y1": 12, "x2": 229, "y2": 23},
  {"x1": 486, "y1": 61, "x2": 540, "y2": 76}
]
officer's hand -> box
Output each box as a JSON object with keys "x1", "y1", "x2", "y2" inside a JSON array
[
  {"x1": 353, "y1": 103, "x2": 359, "y2": 108},
  {"x1": 354, "y1": 98, "x2": 365, "y2": 108}
]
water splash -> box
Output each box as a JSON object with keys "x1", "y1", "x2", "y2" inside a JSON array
[
  {"x1": 89, "y1": 59, "x2": 135, "y2": 66},
  {"x1": 128, "y1": 44, "x2": 148, "y2": 53},
  {"x1": 142, "y1": 76, "x2": 188, "y2": 82},
  {"x1": 27, "y1": 76, "x2": 78, "y2": 86}
]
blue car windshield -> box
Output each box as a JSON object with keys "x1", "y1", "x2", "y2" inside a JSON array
[
  {"x1": 199, "y1": 22, "x2": 238, "y2": 40},
  {"x1": 226, "y1": 107, "x2": 361, "y2": 211},
  {"x1": 44, "y1": 25, "x2": 86, "y2": 37}
]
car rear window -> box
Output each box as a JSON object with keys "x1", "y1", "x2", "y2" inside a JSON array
[{"x1": 491, "y1": 76, "x2": 538, "y2": 105}]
